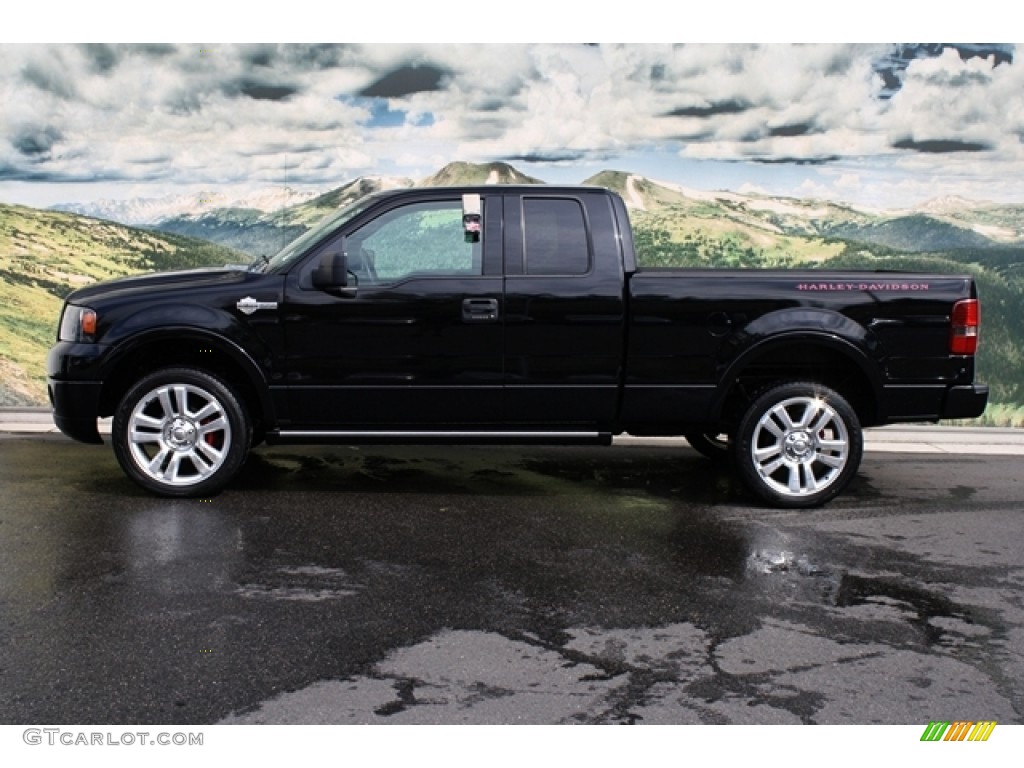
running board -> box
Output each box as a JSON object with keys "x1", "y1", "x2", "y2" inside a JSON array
[{"x1": 266, "y1": 430, "x2": 613, "y2": 446}]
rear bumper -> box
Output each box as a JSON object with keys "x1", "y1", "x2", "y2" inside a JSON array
[
  {"x1": 879, "y1": 382, "x2": 989, "y2": 423},
  {"x1": 942, "y1": 383, "x2": 989, "y2": 420}
]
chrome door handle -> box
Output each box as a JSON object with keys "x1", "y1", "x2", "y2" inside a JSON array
[{"x1": 462, "y1": 298, "x2": 499, "y2": 322}]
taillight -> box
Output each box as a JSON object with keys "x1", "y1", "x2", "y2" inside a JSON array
[{"x1": 950, "y1": 299, "x2": 979, "y2": 355}]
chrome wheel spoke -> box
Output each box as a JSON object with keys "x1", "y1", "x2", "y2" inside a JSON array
[
  {"x1": 133, "y1": 413, "x2": 164, "y2": 431},
  {"x1": 783, "y1": 463, "x2": 799, "y2": 493},
  {"x1": 773, "y1": 405, "x2": 796, "y2": 431},
  {"x1": 148, "y1": 446, "x2": 172, "y2": 476},
  {"x1": 765, "y1": 409, "x2": 790, "y2": 436},
  {"x1": 809, "y1": 408, "x2": 832, "y2": 434},
  {"x1": 197, "y1": 416, "x2": 227, "y2": 437},
  {"x1": 187, "y1": 448, "x2": 214, "y2": 477},
  {"x1": 130, "y1": 428, "x2": 162, "y2": 444},
  {"x1": 157, "y1": 387, "x2": 175, "y2": 420},
  {"x1": 195, "y1": 440, "x2": 223, "y2": 466},
  {"x1": 815, "y1": 451, "x2": 846, "y2": 469},
  {"x1": 173, "y1": 385, "x2": 190, "y2": 418},
  {"x1": 164, "y1": 452, "x2": 186, "y2": 482},
  {"x1": 801, "y1": 463, "x2": 819, "y2": 493},
  {"x1": 817, "y1": 441, "x2": 847, "y2": 458},
  {"x1": 192, "y1": 401, "x2": 219, "y2": 422}
]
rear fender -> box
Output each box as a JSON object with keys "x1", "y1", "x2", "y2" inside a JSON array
[{"x1": 713, "y1": 308, "x2": 884, "y2": 419}]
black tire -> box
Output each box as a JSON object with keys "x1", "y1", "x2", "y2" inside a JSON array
[
  {"x1": 111, "y1": 367, "x2": 251, "y2": 497},
  {"x1": 684, "y1": 431, "x2": 731, "y2": 462},
  {"x1": 733, "y1": 381, "x2": 862, "y2": 508}
]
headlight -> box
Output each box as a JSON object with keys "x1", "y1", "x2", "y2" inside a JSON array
[{"x1": 58, "y1": 304, "x2": 98, "y2": 342}]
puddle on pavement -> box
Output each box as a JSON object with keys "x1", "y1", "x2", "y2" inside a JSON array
[
  {"x1": 744, "y1": 542, "x2": 991, "y2": 652},
  {"x1": 235, "y1": 564, "x2": 364, "y2": 602}
]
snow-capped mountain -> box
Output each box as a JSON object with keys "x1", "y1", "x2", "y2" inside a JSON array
[
  {"x1": 53, "y1": 187, "x2": 324, "y2": 227},
  {"x1": 49, "y1": 162, "x2": 1024, "y2": 256}
]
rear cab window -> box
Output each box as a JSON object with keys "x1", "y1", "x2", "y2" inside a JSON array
[{"x1": 522, "y1": 197, "x2": 591, "y2": 276}]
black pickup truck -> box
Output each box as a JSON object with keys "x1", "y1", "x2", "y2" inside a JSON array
[{"x1": 47, "y1": 185, "x2": 988, "y2": 507}]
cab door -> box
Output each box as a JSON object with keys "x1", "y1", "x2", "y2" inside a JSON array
[
  {"x1": 282, "y1": 194, "x2": 504, "y2": 428},
  {"x1": 502, "y1": 191, "x2": 627, "y2": 427}
]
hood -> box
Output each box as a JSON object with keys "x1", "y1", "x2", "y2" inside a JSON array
[{"x1": 66, "y1": 266, "x2": 250, "y2": 305}]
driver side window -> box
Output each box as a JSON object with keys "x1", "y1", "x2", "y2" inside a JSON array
[{"x1": 348, "y1": 199, "x2": 483, "y2": 285}]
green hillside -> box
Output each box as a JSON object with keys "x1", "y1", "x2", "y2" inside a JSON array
[
  {"x1": 0, "y1": 204, "x2": 246, "y2": 405},
  {"x1": 156, "y1": 207, "x2": 306, "y2": 259},
  {"x1": 632, "y1": 207, "x2": 845, "y2": 267},
  {"x1": 7, "y1": 162, "x2": 1023, "y2": 425},
  {"x1": 823, "y1": 215, "x2": 998, "y2": 252},
  {"x1": 933, "y1": 204, "x2": 1024, "y2": 244}
]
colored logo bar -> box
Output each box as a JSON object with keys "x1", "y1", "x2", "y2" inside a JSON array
[{"x1": 921, "y1": 721, "x2": 997, "y2": 742}]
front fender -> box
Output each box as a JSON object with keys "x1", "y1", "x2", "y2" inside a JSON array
[
  {"x1": 101, "y1": 302, "x2": 244, "y2": 346},
  {"x1": 98, "y1": 307, "x2": 279, "y2": 423}
]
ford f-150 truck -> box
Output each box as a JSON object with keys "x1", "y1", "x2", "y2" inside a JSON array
[{"x1": 47, "y1": 185, "x2": 988, "y2": 507}]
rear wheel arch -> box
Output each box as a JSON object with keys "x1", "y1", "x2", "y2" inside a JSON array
[{"x1": 712, "y1": 336, "x2": 882, "y2": 432}]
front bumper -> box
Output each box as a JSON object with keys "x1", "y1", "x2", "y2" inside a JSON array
[
  {"x1": 47, "y1": 341, "x2": 109, "y2": 445},
  {"x1": 47, "y1": 378, "x2": 104, "y2": 444}
]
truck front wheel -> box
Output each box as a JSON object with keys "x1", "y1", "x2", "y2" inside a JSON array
[
  {"x1": 733, "y1": 381, "x2": 862, "y2": 508},
  {"x1": 112, "y1": 368, "x2": 251, "y2": 497}
]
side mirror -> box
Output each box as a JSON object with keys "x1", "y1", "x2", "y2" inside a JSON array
[{"x1": 312, "y1": 247, "x2": 350, "y2": 291}]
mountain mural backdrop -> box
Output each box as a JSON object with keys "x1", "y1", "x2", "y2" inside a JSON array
[{"x1": 6, "y1": 161, "x2": 1024, "y2": 426}]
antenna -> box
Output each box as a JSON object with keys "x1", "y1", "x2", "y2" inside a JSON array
[{"x1": 282, "y1": 153, "x2": 289, "y2": 254}]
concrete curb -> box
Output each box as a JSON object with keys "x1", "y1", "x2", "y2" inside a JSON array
[
  {"x1": 2, "y1": 409, "x2": 1023, "y2": 455},
  {"x1": 617, "y1": 427, "x2": 1024, "y2": 456}
]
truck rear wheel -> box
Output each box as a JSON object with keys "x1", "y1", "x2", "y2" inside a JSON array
[
  {"x1": 112, "y1": 368, "x2": 251, "y2": 497},
  {"x1": 733, "y1": 381, "x2": 862, "y2": 508}
]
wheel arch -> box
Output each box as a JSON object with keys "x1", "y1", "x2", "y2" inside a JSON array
[
  {"x1": 712, "y1": 329, "x2": 884, "y2": 431},
  {"x1": 97, "y1": 328, "x2": 276, "y2": 432}
]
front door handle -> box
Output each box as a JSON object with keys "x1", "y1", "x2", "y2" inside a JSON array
[{"x1": 462, "y1": 298, "x2": 499, "y2": 323}]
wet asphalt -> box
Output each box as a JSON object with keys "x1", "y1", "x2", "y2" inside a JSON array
[{"x1": 0, "y1": 435, "x2": 1022, "y2": 725}]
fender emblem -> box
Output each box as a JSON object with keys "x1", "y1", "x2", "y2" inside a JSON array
[{"x1": 236, "y1": 296, "x2": 278, "y2": 315}]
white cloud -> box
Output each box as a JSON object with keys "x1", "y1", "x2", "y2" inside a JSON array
[
  {"x1": 880, "y1": 48, "x2": 1023, "y2": 154},
  {"x1": 2, "y1": 43, "x2": 1024, "y2": 207}
]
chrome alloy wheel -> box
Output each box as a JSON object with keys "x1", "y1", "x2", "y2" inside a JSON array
[
  {"x1": 126, "y1": 383, "x2": 233, "y2": 487},
  {"x1": 749, "y1": 395, "x2": 850, "y2": 498}
]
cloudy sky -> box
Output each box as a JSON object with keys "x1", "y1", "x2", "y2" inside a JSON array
[{"x1": 1, "y1": 40, "x2": 1021, "y2": 211}]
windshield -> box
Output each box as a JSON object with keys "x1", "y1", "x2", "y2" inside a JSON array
[{"x1": 261, "y1": 193, "x2": 382, "y2": 272}]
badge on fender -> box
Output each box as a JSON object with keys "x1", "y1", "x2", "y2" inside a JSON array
[{"x1": 236, "y1": 296, "x2": 278, "y2": 315}]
